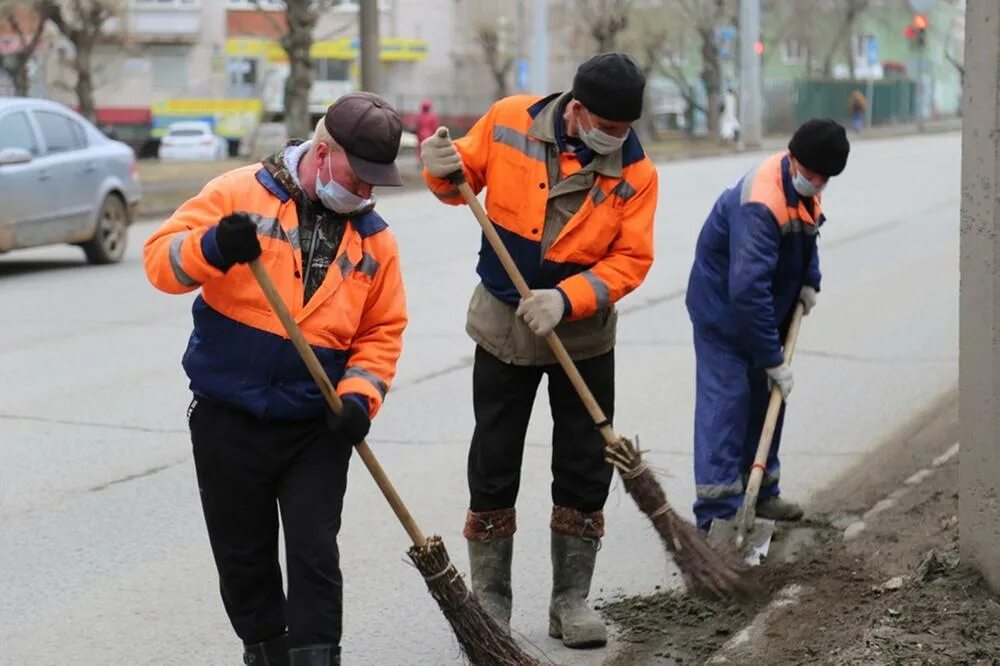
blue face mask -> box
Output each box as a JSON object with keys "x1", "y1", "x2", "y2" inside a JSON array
[
  {"x1": 792, "y1": 170, "x2": 825, "y2": 198},
  {"x1": 316, "y1": 159, "x2": 373, "y2": 214}
]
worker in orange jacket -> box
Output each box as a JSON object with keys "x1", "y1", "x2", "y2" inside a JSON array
[
  {"x1": 421, "y1": 52, "x2": 658, "y2": 648},
  {"x1": 143, "y1": 93, "x2": 407, "y2": 666}
]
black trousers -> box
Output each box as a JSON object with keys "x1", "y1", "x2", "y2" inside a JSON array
[
  {"x1": 188, "y1": 396, "x2": 352, "y2": 649},
  {"x1": 468, "y1": 345, "x2": 615, "y2": 514}
]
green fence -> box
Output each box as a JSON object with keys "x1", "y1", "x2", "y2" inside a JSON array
[{"x1": 793, "y1": 79, "x2": 917, "y2": 126}]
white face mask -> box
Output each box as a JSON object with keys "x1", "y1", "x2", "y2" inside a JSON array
[
  {"x1": 316, "y1": 159, "x2": 373, "y2": 214},
  {"x1": 578, "y1": 109, "x2": 627, "y2": 155},
  {"x1": 792, "y1": 170, "x2": 825, "y2": 198}
]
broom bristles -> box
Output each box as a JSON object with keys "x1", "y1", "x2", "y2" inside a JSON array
[
  {"x1": 407, "y1": 537, "x2": 542, "y2": 666},
  {"x1": 606, "y1": 437, "x2": 746, "y2": 598}
]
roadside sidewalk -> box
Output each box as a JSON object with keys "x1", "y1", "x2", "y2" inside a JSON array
[
  {"x1": 134, "y1": 117, "x2": 962, "y2": 220},
  {"x1": 598, "y1": 391, "x2": 1000, "y2": 665}
]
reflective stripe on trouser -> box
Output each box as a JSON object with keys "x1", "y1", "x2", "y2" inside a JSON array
[{"x1": 692, "y1": 326, "x2": 784, "y2": 531}]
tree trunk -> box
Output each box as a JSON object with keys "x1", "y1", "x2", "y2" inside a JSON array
[
  {"x1": 699, "y1": 27, "x2": 720, "y2": 136},
  {"x1": 12, "y1": 62, "x2": 29, "y2": 96},
  {"x1": 822, "y1": 4, "x2": 859, "y2": 79},
  {"x1": 492, "y1": 69, "x2": 507, "y2": 101},
  {"x1": 283, "y1": 2, "x2": 318, "y2": 140},
  {"x1": 75, "y1": 37, "x2": 96, "y2": 122}
]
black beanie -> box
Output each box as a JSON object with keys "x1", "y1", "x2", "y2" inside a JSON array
[
  {"x1": 788, "y1": 118, "x2": 850, "y2": 177},
  {"x1": 571, "y1": 52, "x2": 645, "y2": 122}
]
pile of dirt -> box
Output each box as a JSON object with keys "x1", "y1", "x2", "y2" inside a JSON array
[
  {"x1": 600, "y1": 399, "x2": 1000, "y2": 664},
  {"x1": 597, "y1": 587, "x2": 758, "y2": 663},
  {"x1": 777, "y1": 462, "x2": 1000, "y2": 666}
]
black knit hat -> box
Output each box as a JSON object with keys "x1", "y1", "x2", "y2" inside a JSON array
[
  {"x1": 788, "y1": 118, "x2": 850, "y2": 177},
  {"x1": 571, "y1": 52, "x2": 645, "y2": 122}
]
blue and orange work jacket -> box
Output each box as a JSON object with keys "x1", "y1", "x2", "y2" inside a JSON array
[
  {"x1": 424, "y1": 93, "x2": 658, "y2": 324},
  {"x1": 686, "y1": 153, "x2": 822, "y2": 368},
  {"x1": 144, "y1": 165, "x2": 407, "y2": 420}
]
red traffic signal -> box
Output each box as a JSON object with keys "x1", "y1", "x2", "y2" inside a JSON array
[
  {"x1": 753, "y1": 41, "x2": 764, "y2": 55},
  {"x1": 913, "y1": 13, "x2": 928, "y2": 30},
  {"x1": 904, "y1": 26, "x2": 916, "y2": 39}
]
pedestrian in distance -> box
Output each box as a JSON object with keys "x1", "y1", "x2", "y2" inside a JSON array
[
  {"x1": 414, "y1": 98, "x2": 439, "y2": 166},
  {"x1": 850, "y1": 89, "x2": 868, "y2": 133}
]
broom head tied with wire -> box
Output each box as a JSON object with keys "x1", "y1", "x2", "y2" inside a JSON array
[
  {"x1": 407, "y1": 536, "x2": 542, "y2": 666},
  {"x1": 605, "y1": 436, "x2": 747, "y2": 598}
]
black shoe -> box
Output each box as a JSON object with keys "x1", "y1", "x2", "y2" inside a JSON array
[
  {"x1": 289, "y1": 644, "x2": 340, "y2": 666},
  {"x1": 756, "y1": 496, "x2": 804, "y2": 521},
  {"x1": 243, "y1": 633, "x2": 289, "y2": 666}
]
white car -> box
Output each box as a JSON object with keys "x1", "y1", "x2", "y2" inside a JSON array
[{"x1": 158, "y1": 121, "x2": 229, "y2": 161}]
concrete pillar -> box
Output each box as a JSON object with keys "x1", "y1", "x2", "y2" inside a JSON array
[{"x1": 959, "y1": 0, "x2": 1000, "y2": 592}]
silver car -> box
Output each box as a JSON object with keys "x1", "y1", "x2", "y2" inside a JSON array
[{"x1": 0, "y1": 97, "x2": 142, "y2": 264}]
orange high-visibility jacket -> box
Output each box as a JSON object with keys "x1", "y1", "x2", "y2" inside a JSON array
[
  {"x1": 424, "y1": 93, "x2": 658, "y2": 321},
  {"x1": 143, "y1": 164, "x2": 407, "y2": 420}
]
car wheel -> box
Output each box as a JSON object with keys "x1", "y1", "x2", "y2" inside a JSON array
[{"x1": 83, "y1": 194, "x2": 129, "y2": 264}]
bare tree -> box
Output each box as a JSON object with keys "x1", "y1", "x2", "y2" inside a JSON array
[
  {"x1": 38, "y1": 0, "x2": 120, "y2": 122},
  {"x1": 281, "y1": 0, "x2": 319, "y2": 139},
  {"x1": 577, "y1": 0, "x2": 633, "y2": 53},
  {"x1": 820, "y1": 0, "x2": 869, "y2": 78},
  {"x1": 618, "y1": 1, "x2": 677, "y2": 140},
  {"x1": 0, "y1": 1, "x2": 51, "y2": 96},
  {"x1": 252, "y1": 1, "x2": 355, "y2": 141},
  {"x1": 674, "y1": 0, "x2": 736, "y2": 137},
  {"x1": 475, "y1": 24, "x2": 513, "y2": 100}
]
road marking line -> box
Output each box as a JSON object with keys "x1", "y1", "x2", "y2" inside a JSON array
[
  {"x1": 932, "y1": 442, "x2": 960, "y2": 467},
  {"x1": 706, "y1": 584, "x2": 807, "y2": 663}
]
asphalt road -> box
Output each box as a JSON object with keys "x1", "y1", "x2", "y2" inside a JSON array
[{"x1": 0, "y1": 132, "x2": 959, "y2": 664}]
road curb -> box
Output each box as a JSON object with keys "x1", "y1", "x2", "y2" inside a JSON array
[{"x1": 704, "y1": 440, "x2": 960, "y2": 663}]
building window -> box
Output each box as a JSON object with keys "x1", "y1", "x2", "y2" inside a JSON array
[
  {"x1": 229, "y1": 57, "x2": 258, "y2": 86},
  {"x1": 852, "y1": 34, "x2": 876, "y2": 64},
  {"x1": 331, "y1": 0, "x2": 392, "y2": 10},
  {"x1": 782, "y1": 39, "x2": 808, "y2": 64},
  {"x1": 149, "y1": 45, "x2": 189, "y2": 91},
  {"x1": 225, "y1": 0, "x2": 284, "y2": 8},
  {"x1": 133, "y1": 0, "x2": 199, "y2": 7},
  {"x1": 315, "y1": 58, "x2": 350, "y2": 82}
]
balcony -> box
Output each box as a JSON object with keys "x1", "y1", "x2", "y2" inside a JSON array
[{"x1": 125, "y1": 0, "x2": 202, "y2": 43}]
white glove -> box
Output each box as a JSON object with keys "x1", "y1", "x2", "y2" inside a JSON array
[
  {"x1": 420, "y1": 127, "x2": 463, "y2": 178},
  {"x1": 799, "y1": 285, "x2": 818, "y2": 315},
  {"x1": 516, "y1": 289, "x2": 565, "y2": 336},
  {"x1": 766, "y1": 363, "x2": 794, "y2": 400}
]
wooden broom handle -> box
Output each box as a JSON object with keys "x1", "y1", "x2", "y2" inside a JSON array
[
  {"x1": 451, "y1": 172, "x2": 619, "y2": 447},
  {"x1": 249, "y1": 259, "x2": 427, "y2": 547},
  {"x1": 744, "y1": 302, "x2": 806, "y2": 505}
]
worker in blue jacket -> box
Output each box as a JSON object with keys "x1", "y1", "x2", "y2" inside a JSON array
[{"x1": 686, "y1": 118, "x2": 850, "y2": 531}]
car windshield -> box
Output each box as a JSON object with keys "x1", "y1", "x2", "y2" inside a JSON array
[{"x1": 170, "y1": 129, "x2": 207, "y2": 137}]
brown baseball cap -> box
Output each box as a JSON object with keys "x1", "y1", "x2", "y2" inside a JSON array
[{"x1": 324, "y1": 91, "x2": 403, "y2": 186}]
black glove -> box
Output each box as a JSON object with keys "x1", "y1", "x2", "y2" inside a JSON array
[
  {"x1": 325, "y1": 394, "x2": 371, "y2": 445},
  {"x1": 216, "y1": 212, "x2": 261, "y2": 265}
]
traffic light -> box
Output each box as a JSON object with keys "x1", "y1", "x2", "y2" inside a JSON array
[
  {"x1": 913, "y1": 13, "x2": 928, "y2": 48},
  {"x1": 904, "y1": 14, "x2": 928, "y2": 47}
]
